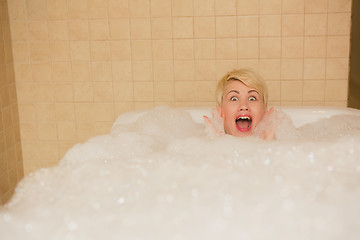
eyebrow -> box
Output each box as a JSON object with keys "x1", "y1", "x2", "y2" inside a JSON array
[
  {"x1": 248, "y1": 90, "x2": 259, "y2": 95},
  {"x1": 226, "y1": 89, "x2": 259, "y2": 96}
]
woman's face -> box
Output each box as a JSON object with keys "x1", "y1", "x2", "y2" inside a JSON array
[{"x1": 218, "y1": 80, "x2": 267, "y2": 137}]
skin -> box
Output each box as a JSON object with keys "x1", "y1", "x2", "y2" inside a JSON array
[{"x1": 217, "y1": 80, "x2": 269, "y2": 137}]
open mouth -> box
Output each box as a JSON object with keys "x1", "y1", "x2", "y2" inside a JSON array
[{"x1": 235, "y1": 115, "x2": 252, "y2": 132}]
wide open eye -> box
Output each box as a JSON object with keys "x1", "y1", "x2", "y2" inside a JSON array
[
  {"x1": 249, "y1": 96, "x2": 256, "y2": 101},
  {"x1": 230, "y1": 96, "x2": 238, "y2": 101}
]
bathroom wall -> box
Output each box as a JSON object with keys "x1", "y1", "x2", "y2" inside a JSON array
[
  {"x1": 0, "y1": 0, "x2": 23, "y2": 204},
  {"x1": 7, "y1": 0, "x2": 352, "y2": 175}
]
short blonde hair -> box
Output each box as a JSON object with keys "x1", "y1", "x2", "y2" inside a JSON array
[{"x1": 216, "y1": 68, "x2": 268, "y2": 107}]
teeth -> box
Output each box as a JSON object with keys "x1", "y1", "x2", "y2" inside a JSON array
[{"x1": 237, "y1": 116, "x2": 250, "y2": 120}]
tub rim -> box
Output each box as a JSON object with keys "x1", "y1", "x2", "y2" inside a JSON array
[{"x1": 112, "y1": 106, "x2": 360, "y2": 129}]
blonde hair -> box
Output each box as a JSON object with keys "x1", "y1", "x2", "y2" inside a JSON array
[{"x1": 215, "y1": 68, "x2": 268, "y2": 107}]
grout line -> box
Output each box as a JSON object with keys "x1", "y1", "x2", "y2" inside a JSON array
[
  {"x1": 170, "y1": 0, "x2": 176, "y2": 106},
  {"x1": 107, "y1": 0, "x2": 116, "y2": 120},
  {"x1": 301, "y1": 0, "x2": 305, "y2": 106},
  {"x1": 324, "y1": 0, "x2": 330, "y2": 105},
  {"x1": 148, "y1": 0, "x2": 155, "y2": 108},
  {"x1": 127, "y1": 0, "x2": 135, "y2": 109}
]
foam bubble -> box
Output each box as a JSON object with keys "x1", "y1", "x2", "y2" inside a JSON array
[{"x1": 1, "y1": 107, "x2": 360, "y2": 240}]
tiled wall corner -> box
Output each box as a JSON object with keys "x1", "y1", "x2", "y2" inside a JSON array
[{"x1": 0, "y1": 0, "x2": 24, "y2": 204}]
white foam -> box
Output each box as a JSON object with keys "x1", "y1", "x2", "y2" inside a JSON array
[{"x1": 1, "y1": 106, "x2": 360, "y2": 240}]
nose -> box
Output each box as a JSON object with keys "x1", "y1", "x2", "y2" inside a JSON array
[{"x1": 239, "y1": 100, "x2": 249, "y2": 111}]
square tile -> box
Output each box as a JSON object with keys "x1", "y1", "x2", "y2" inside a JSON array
[
  {"x1": 132, "y1": 61, "x2": 153, "y2": 81},
  {"x1": 73, "y1": 82, "x2": 94, "y2": 102},
  {"x1": 68, "y1": 20, "x2": 89, "y2": 40},
  {"x1": 55, "y1": 103, "x2": 75, "y2": 121},
  {"x1": 282, "y1": 14, "x2": 304, "y2": 36},
  {"x1": 303, "y1": 80, "x2": 325, "y2": 101},
  {"x1": 70, "y1": 41, "x2": 91, "y2": 61},
  {"x1": 54, "y1": 83, "x2": 74, "y2": 102},
  {"x1": 93, "y1": 103, "x2": 115, "y2": 121},
  {"x1": 173, "y1": 17, "x2": 194, "y2": 38},
  {"x1": 29, "y1": 42, "x2": 50, "y2": 61},
  {"x1": 194, "y1": 39, "x2": 216, "y2": 60},
  {"x1": 281, "y1": 80, "x2": 303, "y2": 101},
  {"x1": 172, "y1": 0, "x2": 193, "y2": 17},
  {"x1": 258, "y1": 59, "x2": 281, "y2": 80},
  {"x1": 215, "y1": 0, "x2": 236, "y2": 15},
  {"x1": 48, "y1": 21, "x2": 68, "y2": 40},
  {"x1": 304, "y1": 37, "x2": 326, "y2": 58},
  {"x1": 154, "y1": 82, "x2": 174, "y2": 101},
  {"x1": 328, "y1": 0, "x2": 352, "y2": 13},
  {"x1": 194, "y1": 0, "x2": 215, "y2": 16},
  {"x1": 109, "y1": 19, "x2": 130, "y2": 40},
  {"x1": 303, "y1": 59, "x2": 326, "y2": 79},
  {"x1": 195, "y1": 81, "x2": 216, "y2": 101},
  {"x1": 237, "y1": 16, "x2": 259, "y2": 37},
  {"x1": 174, "y1": 60, "x2": 195, "y2": 81},
  {"x1": 134, "y1": 82, "x2": 154, "y2": 101},
  {"x1": 88, "y1": 0, "x2": 108, "y2": 19},
  {"x1": 68, "y1": 0, "x2": 88, "y2": 19},
  {"x1": 237, "y1": 0, "x2": 259, "y2": 15},
  {"x1": 113, "y1": 82, "x2": 134, "y2": 101},
  {"x1": 50, "y1": 41, "x2": 70, "y2": 61},
  {"x1": 175, "y1": 81, "x2": 197, "y2": 101},
  {"x1": 90, "y1": 41, "x2": 111, "y2": 61},
  {"x1": 91, "y1": 62, "x2": 112, "y2": 82},
  {"x1": 260, "y1": 37, "x2": 281, "y2": 58},
  {"x1": 260, "y1": 0, "x2": 282, "y2": 14},
  {"x1": 305, "y1": 0, "x2": 328, "y2": 13},
  {"x1": 282, "y1": 0, "x2": 305, "y2": 13},
  {"x1": 47, "y1": 0, "x2": 67, "y2": 19},
  {"x1": 194, "y1": 17, "x2": 215, "y2": 38},
  {"x1": 326, "y1": 58, "x2": 349, "y2": 80},
  {"x1": 304, "y1": 14, "x2": 327, "y2": 36},
  {"x1": 129, "y1": 0, "x2": 150, "y2": 17},
  {"x1": 111, "y1": 61, "x2": 132, "y2": 82},
  {"x1": 93, "y1": 82, "x2": 114, "y2": 102},
  {"x1": 109, "y1": 0, "x2": 129, "y2": 18},
  {"x1": 281, "y1": 37, "x2": 304, "y2": 58},
  {"x1": 153, "y1": 61, "x2": 174, "y2": 81},
  {"x1": 89, "y1": 20, "x2": 110, "y2": 40},
  {"x1": 110, "y1": 40, "x2": 131, "y2": 61},
  {"x1": 71, "y1": 62, "x2": 91, "y2": 82},
  {"x1": 260, "y1": 15, "x2": 281, "y2": 37},
  {"x1": 195, "y1": 60, "x2": 216, "y2": 81},
  {"x1": 52, "y1": 62, "x2": 71, "y2": 82},
  {"x1": 173, "y1": 39, "x2": 194, "y2": 60},
  {"x1": 130, "y1": 18, "x2": 151, "y2": 39},
  {"x1": 152, "y1": 40, "x2": 173, "y2": 60},
  {"x1": 216, "y1": 16, "x2": 237, "y2": 38},
  {"x1": 281, "y1": 59, "x2": 303, "y2": 80},
  {"x1": 57, "y1": 122, "x2": 76, "y2": 140},
  {"x1": 326, "y1": 36, "x2": 350, "y2": 58},
  {"x1": 151, "y1": 18, "x2": 173, "y2": 39},
  {"x1": 216, "y1": 39, "x2": 237, "y2": 60},
  {"x1": 131, "y1": 40, "x2": 152, "y2": 60},
  {"x1": 151, "y1": 0, "x2": 172, "y2": 17},
  {"x1": 325, "y1": 80, "x2": 348, "y2": 101},
  {"x1": 327, "y1": 13, "x2": 351, "y2": 35},
  {"x1": 238, "y1": 38, "x2": 259, "y2": 59}
]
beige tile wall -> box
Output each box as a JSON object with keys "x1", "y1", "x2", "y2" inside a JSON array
[
  {"x1": 6, "y1": 0, "x2": 352, "y2": 175},
  {"x1": 0, "y1": 0, "x2": 24, "y2": 204}
]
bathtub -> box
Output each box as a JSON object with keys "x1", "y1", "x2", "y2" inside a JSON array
[{"x1": 1, "y1": 106, "x2": 360, "y2": 240}]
